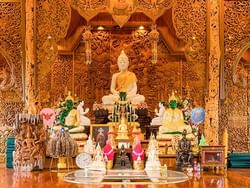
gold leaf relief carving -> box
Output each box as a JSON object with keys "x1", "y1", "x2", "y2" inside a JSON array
[
  {"x1": 0, "y1": 2, "x2": 23, "y2": 132},
  {"x1": 71, "y1": 0, "x2": 106, "y2": 21}
]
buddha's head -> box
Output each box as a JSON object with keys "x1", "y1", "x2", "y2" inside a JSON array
[
  {"x1": 79, "y1": 100, "x2": 84, "y2": 107},
  {"x1": 117, "y1": 50, "x2": 129, "y2": 71},
  {"x1": 159, "y1": 101, "x2": 165, "y2": 108},
  {"x1": 169, "y1": 91, "x2": 178, "y2": 109}
]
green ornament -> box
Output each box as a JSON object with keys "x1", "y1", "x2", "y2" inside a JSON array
[
  {"x1": 169, "y1": 100, "x2": 177, "y2": 109},
  {"x1": 58, "y1": 99, "x2": 74, "y2": 125},
  {"x1": 199, "y1": 134, "x2": 209, "y2": 146},
  {"x1": 119, "y1": 91, "x2": 127, "y2": 101}
]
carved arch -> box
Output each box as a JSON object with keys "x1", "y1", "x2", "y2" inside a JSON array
[{"x1": 232, "y1": 41, "x2": 250, "y2": 88}]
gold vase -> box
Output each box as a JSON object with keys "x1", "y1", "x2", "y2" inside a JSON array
[
  {"x1": 57, "y1": 157, "x2": 67, "y2": 169},
  {"x1": 106, "y1": 160, "x2": 113, "y2": 170},
  {"x1": 133, "y1": 160, "x2": 144, "y2": 170}
]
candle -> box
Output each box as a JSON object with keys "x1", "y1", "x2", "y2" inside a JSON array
[{"x1": 133, "y1": 109, "x2": 135, "y2": 122}]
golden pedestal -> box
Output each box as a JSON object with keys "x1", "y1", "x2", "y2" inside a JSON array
[
  {"x1": 49, "y1": 156, "x2": 74, "y2": 171},
  {"x1": 116, "y1": 131, "x2": 129, "y2": 140}
]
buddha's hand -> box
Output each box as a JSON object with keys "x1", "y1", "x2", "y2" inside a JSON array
[
  {"x1": 154, "y1": 108, "x2": 158, "y2": 114},
  {"x1": 85, "y1": 108, "x2": 90, "y2": 113},
  {"x1": 113, "y1": 90, "x2": 119, "y2": 95}
]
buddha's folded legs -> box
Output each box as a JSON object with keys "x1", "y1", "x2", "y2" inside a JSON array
[
  {"x1": 128, "y1": 94, "x2": 145, "y2": 104},
  {"x1": 102, "y1": 94, "x2": 119, "y2": 105},
  {"x1": 80, "y1": 116, "x2": 91, "y2": 126},
  {"x1": 69, "y1": 126, "x2": 85, "y2": 133}
]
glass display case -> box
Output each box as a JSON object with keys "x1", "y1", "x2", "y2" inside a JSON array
[{"x1": 200, "y1": 146, "x2": 225, "y2": 171}]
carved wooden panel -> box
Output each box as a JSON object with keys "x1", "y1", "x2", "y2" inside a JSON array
[
  {"x1": 50, "y1": 55, "x2": 73, "y2": 103},
  {"x1": 220, "y1": 1, "x2": 250, "y2": 151},
  {"x1": 36, "y1": 0, "x2": 71, "y2": 93},
  {"x1": 0, "y1": 2, "x2": 23, "y2": 128}
]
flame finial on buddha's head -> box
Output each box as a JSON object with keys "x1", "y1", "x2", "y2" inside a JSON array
[{"x1": 169, "y1": 91, "x2": 178, "y2": 102}]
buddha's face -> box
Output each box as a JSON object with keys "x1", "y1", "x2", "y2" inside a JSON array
[
  {"x1": 80, "y1": 101, "x2": 84, "y2": 106},
  {"x1": 159, "y1": 102, "x2": 164, "y2": 108},
  {"x1": 118, "y1": 57, "x2": 129, "y2": 71}
]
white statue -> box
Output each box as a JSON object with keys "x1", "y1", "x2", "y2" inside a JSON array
[
  {"x1": 84, "y1": 136, "x2": 95, "y2": 155},
  {"x1": 145, "y1": 134, "x2": 161, "y2": 171},
  {"x1": 89, "y1": 143, "x2": 106, "y2": 171},
  {"x1": 77, "y1": 100, "x2": 91, "y2": 126},
  {"x1": 150, "y1": 102, "x2": 165, "y2": 125},
  {"x1": 102, "y1": 50, "x2": 145, "y2": 105}
]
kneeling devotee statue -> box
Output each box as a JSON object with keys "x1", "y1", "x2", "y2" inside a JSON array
[
  {"x1": 102, "y1": 50, "x2": 145, "y2": 105},
  {"x1": 157, "y1": 92, "x2": 192, "y2": 139},
  {"x1": 77, "y1": 100, "x2": 91, "y2": 126},
  {"x1": 151, "y1": 102, "x2": 165, "y2": 125}
]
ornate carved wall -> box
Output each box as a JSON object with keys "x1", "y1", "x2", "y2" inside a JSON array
[
  {"x1": 220, "y1": 1, "x2": 250, "y2": 151},
  {"x1": 0, "y1": 2, "x2": 24, "y2": 126},
  {"x1": 172, "y1": 0, "x2": 207, "y2": 104}
]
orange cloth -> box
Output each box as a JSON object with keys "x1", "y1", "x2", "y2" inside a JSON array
[{"x1": 116, "y1": 71, "x2": 137, "y2": 92}]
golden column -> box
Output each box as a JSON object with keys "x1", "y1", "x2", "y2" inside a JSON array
[
  {"x1": 25, "y1": 0, "x2": 37, "y2": 113},
  {"x1": 204, "y1": 0, "x2": 221, "y2": 144}
]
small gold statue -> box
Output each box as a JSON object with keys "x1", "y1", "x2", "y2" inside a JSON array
[{"x1": 116, "y1": 117, "x2": 129, "y2": 140}]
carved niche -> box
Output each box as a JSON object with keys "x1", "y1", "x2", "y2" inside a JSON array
[
  {"x1": 36, "y1": 1, "x2": 207, "y2": 119},
  {"x1": 220, "y1": 1, "x2": 250, "y2": 151},
  {"x1": 47, "y1": 29, "x2": 205, "y2": 118}
]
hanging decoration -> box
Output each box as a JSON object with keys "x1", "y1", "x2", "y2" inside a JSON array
[
  {"x1": 149, "y1": 25, "x2": 159, "y2": 64},
  {"x1": 107, "y1": 0, "x2": 137, "y2": 28},
  {"x1": 82, "y1": 26, "x2": 93, "y2": 65}
]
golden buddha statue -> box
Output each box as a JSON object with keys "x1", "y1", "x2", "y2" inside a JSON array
[
  {"x1": 102, "y1": 50, "x2": 145, "y2": 105},
  {"x1": 65, "y1": 107, "x2": 80, "y2": 127},
  {"x1": 158, "y1": 92, "x2": 192, "y2": 139},
  {"x1": 65, "y1": 106, "x2": 86, "y2": 133}
]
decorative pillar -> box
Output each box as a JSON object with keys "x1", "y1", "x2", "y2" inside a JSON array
[
  {"x1": 204, "y1": 0, "x2": 221, "y2": 144},
  {"x1": 25, "y1": 0, "x2": 37, "y2": 113}
]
